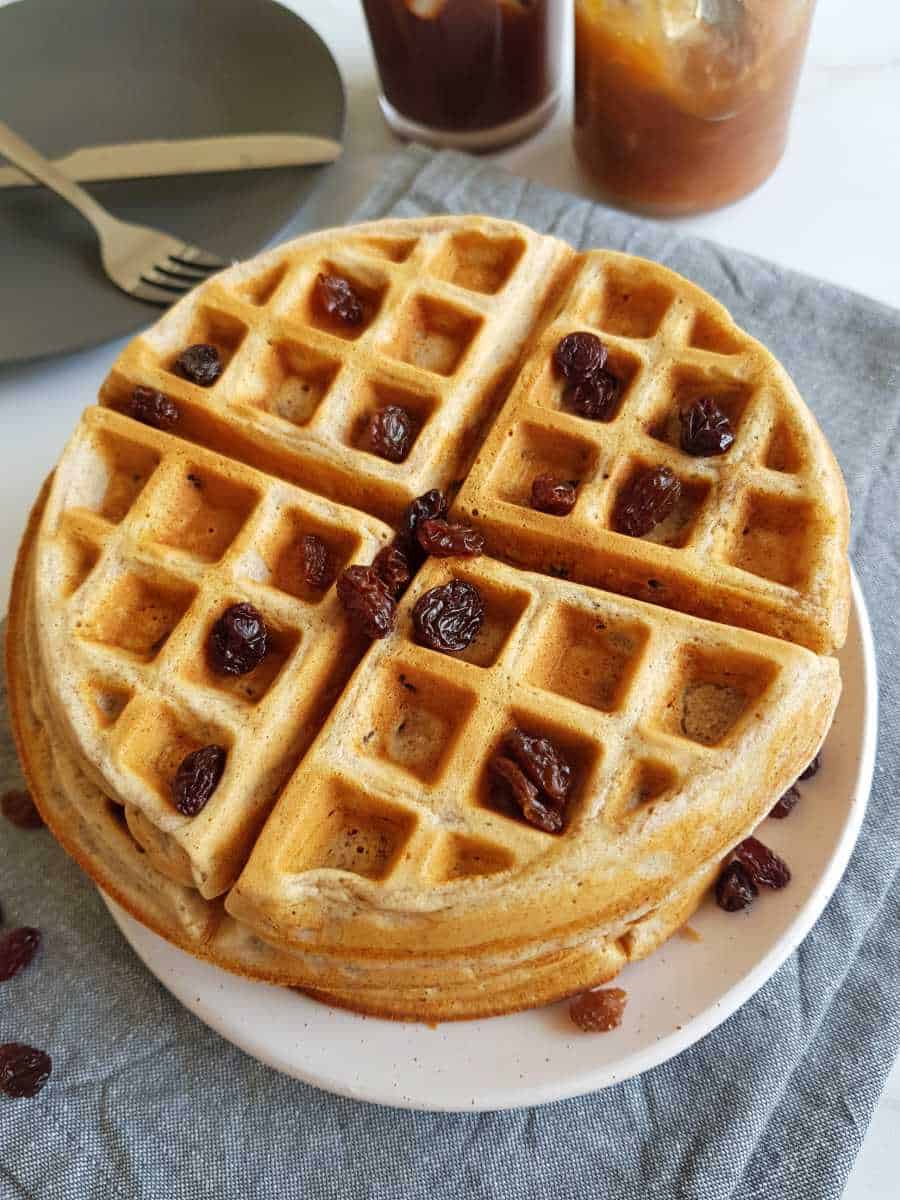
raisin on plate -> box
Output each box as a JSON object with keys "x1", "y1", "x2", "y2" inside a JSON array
[
  {"x1": 769, "y1": 784, "x2": 800, "y2": 819},
  {"x1": 734, "y1": 836, "x2": 791, "y2": 889},
  {"x1": 569, "y1": 987, "x2": 628, "y2": 1032},
  {"x1": 715, "y1": 861, "x2": 758, "y2": 912}
]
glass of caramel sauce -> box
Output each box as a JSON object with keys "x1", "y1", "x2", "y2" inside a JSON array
[
  {"x1": 361, "y1": 0, "x2": 564, "y2": 150},
  {"x1": 574, "y1": 0, "x2": 817, "y2": 214}
]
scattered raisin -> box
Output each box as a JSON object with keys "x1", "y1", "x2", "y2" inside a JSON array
[
  {"x1": 566, "y1": 368, "x2": 620, "y2": 421},
  {"x1": 416, "y1": 518, "x2": 484, "y2": 558},
  {"x1": 613, "y1": 466, "x2": 681, "y2": 537},
  {"x1": 128, "y1": 386, "x2": 179, "y2": 431},
  {"x1": 0, "y1": 927, "x2": 41, "y2": 982},
  {"x1": 400, "y1": 489, "x2": 448, "y2": 554},
  {"x1": 0, "y1": 1044, "x2": 52, "y2": 1099},
  {"x1": 492, "y1": 755, "x2": 563, "y2": 834},
  {"x1": 734, "y1": 836, "x2": 791, "y2": 889},
  {"x1": 680, "y1": 397, "x2": 735, "y2": 456},
  {"x1": 372, "y1": 544, "x2": 412, "y2": 598},
  {"x1": 337, "y1": 566, "x2": 396, "y2": 639},
  {"x1": 531, "y1": 474, "x2": 577, "y2": 516},
  {"x1": 503, "y1": 728, "x2": 572, "y2": 805},
  {"x1": 412, "y1": 579, "x2": 483, "y2": 654},
  {"x1": 715, "y1": 861, "x2": 758, "y2": 911},
  {"x1": 366, "y1": 405, "x2": 413, "y2": 462},
  {"x1": 315, "y1": 272, "x2": 363, "y2": 326},
  {"x1": 175, "y1": 343, "x2": 222, "y2": 387},
  {"x1": 769, "y1": 784, "x2": 800, "y2": 819},
  {"x1": 172, "y1": 745, "x2": 227, "y2": 817},
  {"x1": 799, "y1": 753, "x2": 822, "y2": 780},
  {"x1": 569, "y1": 987, "x2": 628, "y2": 1032},
  {"x1": 301, "y1": 534, "x2": 331, "y2": 590},
  {"x1": 208, "y1": 603, "x2": 268, "y2": 676},
  {"x1": 1, "y1": 789, "x2": 43, "y2": 830},
  {"x1": 554, "y1": 332, "x2": 607, "y2": 382}
]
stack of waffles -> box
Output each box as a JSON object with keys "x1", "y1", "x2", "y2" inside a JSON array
[{"x1": 8, "y1": 216, "x2": 849, "y2": 1020}]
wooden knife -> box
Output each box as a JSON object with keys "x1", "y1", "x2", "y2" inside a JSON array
[{"x1": 0, "y1": 133, "x2": 342, "y2": 189}]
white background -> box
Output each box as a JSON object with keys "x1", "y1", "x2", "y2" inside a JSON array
[{"x1": 0, "y1": 0, "x2": 897, "y2": 1189}]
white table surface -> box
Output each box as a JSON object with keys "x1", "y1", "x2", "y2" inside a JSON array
[{"x1": 0, "y1": 0, "x2": 896, "y2": 1189}]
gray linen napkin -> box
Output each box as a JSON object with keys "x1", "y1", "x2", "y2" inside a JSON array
[{"x1": 1, "y1": 146, "x2": 897, "y2": 1200}]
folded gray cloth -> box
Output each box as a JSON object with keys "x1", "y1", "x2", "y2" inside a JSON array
[{"x1": 1, "y1": 146, "x2": 897, "y2": 1200}]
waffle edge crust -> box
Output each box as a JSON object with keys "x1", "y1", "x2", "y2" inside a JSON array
[{"x1": 7, "y1": 215, "x2": 848, "y2": 1021}]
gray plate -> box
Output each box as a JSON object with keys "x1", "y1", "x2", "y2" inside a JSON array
[{"x1": 0, "y1": 0, "x2": 345, "y2": 364}]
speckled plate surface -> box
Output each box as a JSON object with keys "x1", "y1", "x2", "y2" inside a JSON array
[{"x1": 102, "y1": 569, "x2": 876, "y2": 1112}]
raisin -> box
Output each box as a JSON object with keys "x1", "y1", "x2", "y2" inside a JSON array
[
  {"x1": 715, "y1": 861, "x2": 758, "y2": 911},
  {"x1": 128, "y1": 386, "x2": 179, "y2": 431},
  {"x1": 175, "y1": 343, "x2": 222, "y2": 387},
  {"x1": 569, "y1": 987, "x2": 628, "y2": 1032},
  {"x1": 337, "y1": 566, "x2": 396, "y2": 639},
  {"x1": 613, "y1": 466, "x2": 681, "y2": 537},
  {"x1": 491, "y1": 755, "x2": 563, "y2": 834},
  {"x1": 301, "y1": 534, "x2": 331, "y2": 590},
  {"x1": 0, "y1": 1044, "x2": 52, "y2": 1098},
  {"x1": 503, "y1": 728, "x2": 572, "y2": 804},
  {"x1": 566, "y1": 368, "x2": 620, "y2": 421},
  {"x1": 367, "y1": 405, "x2": 413, "y2": 462},
  {"x1": 208, "y1": 603, "x2": 268, "y2": 676},
  {"x1": 172, "y1": 745, "x2": 227, "y2": 817},
  {"x1": 416, "y1": 518, "x2": 484, "y2": 558},
  {"x1": 769, "y1": 784, "x2": 800, "y2": 819},
  {"x1": 734, "y1": 836, "x2": 791, "y2": 889},
  {"x1": 412, "y1": 579, "x2": 483, "y2": 654},
  {"x1": 372, "y1": 544, "x2": 412, "y2": 598},
  {"x1": 315, "y1": 272, "x2": 363, "y2": 326},
  {"x1": 680, "y1": 397, "x2": 735, "y2": 456},
  {"x1": 799, "y1": 753, "x2": 822, "y2": 780},
  {"x1": 531, "y1": 474, "x2": 577, "y2": 516},
  {"x1": 554, "y1": 332, "x2": 608, "y2": 382},
  {"x1": 1, "y1": 789, "x2": 43, "y2": 830},
  {"x1": 401, "y1": 489, "x2": 448, "y2": 553},
  {"x1": 0, "y1": 927, "x2": 41, "y2": 981}
]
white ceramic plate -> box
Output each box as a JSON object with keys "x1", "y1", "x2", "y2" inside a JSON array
[{"x1": 102, "y1": 569, "x2": 877, "y2": 1112}]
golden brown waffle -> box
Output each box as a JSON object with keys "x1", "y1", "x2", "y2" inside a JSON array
[
  {"x1": 8, "y1": 215, "x2": 850, "y2": 1021},
  {"x1": 99, "y1": 216, "x2": 571, "y2": 525},
  {"x1": 454, "y1": 250, "x2": 849, "y2": 654},
  {"x1": 31, "y1": 406, "x2": 393, "y2": 897}
]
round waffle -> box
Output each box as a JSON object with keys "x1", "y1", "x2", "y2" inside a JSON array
[{"x1": 8, "y1": 215, "x2": 848, "y2": 1021}]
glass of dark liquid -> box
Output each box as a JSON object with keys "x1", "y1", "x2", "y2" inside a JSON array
[{"x1": 361, "y1": 0, "x2": 564, "y2": 151}]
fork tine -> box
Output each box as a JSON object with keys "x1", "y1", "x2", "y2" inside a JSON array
[
  {"x1": 172, "y1": 245, "x2": 228, "y2": 272},
  {"x1": 163, "y1": 256, "x2": 210, "y2": 281},
  {"x1": 131, "y1": 280, "x2": 182, "y2": 307},
  {"x1": 140, "y1": 268, "x2": 194, "y2": 295}
]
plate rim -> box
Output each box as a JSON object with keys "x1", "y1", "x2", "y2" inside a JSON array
[{"x1": 102, "y1": 566, "x2": 877, "y2": 1112}]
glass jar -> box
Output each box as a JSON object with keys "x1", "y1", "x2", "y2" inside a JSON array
[
  {"x1": 574, "y1": 0, "x2": 817, "y2": 214},
  {"x1": 362, "y1": 0, "x2": 565, "y2": 151}
]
